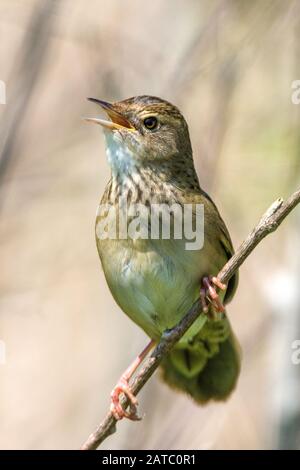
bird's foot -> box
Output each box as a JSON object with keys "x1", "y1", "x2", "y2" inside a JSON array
[
  {"x1": 109, "y1": 339, "x2": 155, "y2": 421},
  {"x1": 200, "y1": 275, "x2": 226, "y2": 316},
  {"x1": 110, "y1": 378, "x2": 141, "y2": 421}
]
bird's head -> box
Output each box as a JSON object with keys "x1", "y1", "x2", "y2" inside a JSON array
[{"x1": 85, "y1": 95, "x2": 193, "y2": 176}]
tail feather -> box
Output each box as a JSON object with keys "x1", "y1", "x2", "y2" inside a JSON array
[{"x1": 160, "y1": 320, "x2": 241, "y2": 404}]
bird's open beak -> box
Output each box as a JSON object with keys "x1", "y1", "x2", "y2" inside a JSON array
[{"x1": 84, "y1": 98, "x2": 135, "y2": 131}]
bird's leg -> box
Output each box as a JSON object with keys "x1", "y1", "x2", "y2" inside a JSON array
[
  {"x1": 200, "y1": 275, "x2": 226, "y2": 316},
  {"x1": 110, "y1": 339, "x2": 156, "y2": 421}
]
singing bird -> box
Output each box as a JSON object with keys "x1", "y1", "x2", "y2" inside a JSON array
[{"x1": 86, "y1": 95, "x2": 240, "y2": 420}]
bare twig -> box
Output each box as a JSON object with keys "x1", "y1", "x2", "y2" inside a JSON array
[{"x1": 81, "y1": 189, "x2": 300, "y2": 450}]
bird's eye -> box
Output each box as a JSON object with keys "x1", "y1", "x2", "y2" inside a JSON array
[{"x1": 143, "y1": 116, "x2": 158, "y2": 130}]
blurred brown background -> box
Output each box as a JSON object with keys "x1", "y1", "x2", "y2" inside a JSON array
[{"x1": 0, "y1": 0, "x2": 300, "y2": 450}]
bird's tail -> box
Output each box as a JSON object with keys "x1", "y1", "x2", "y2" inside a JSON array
[{"x1": 159, "y1": 316, "x2": 241, "y2": 404}]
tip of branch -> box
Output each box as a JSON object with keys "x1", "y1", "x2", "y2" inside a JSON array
[{"x1": 260, "y1": 198, "x2": 284, "y2": 225}]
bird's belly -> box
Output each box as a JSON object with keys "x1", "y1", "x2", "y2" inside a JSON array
[{"x1": 98, "y1": 238, "x2": 214, "y2": 340}]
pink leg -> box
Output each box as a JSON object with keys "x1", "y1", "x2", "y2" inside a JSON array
[
  {"x1": 211, "y1": 276, "x2": 226, "y2": 291},
  {"x1": 200, "y1": 275, "x2": 227, "y2": 314},
  {"x1": 200, "y1": 287, "x2": 209, "y2": 314},
  {"x1": 110, "y1": 339, "x2": 156, "y2": 421}
]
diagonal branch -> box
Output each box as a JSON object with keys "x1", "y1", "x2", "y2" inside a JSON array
[{"x1": 81, "y1": 189, "x2": 300, "y2": 450}]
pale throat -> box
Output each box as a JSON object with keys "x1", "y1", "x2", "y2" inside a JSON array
[
  {"x1": 103, "y1": 130, "x2": 198, "y2": 203},
  {"x1": 104, "y1": 131, "x2": 138, "y2": 181}
]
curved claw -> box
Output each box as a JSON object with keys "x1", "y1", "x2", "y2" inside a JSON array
[
  {"x1": 211, "y1": 276, "x2": 226, "y2": 291},
  {"x1": 200, "y1": 276, "x2": 227, "y2": 315},
  {"x1": 110, "y1": 379, "x2": 141, "y2": 421}
]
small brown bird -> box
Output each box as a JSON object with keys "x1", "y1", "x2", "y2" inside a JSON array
[{"x1": 86, "y1": 95, "x2": 240, "y2": 420}]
